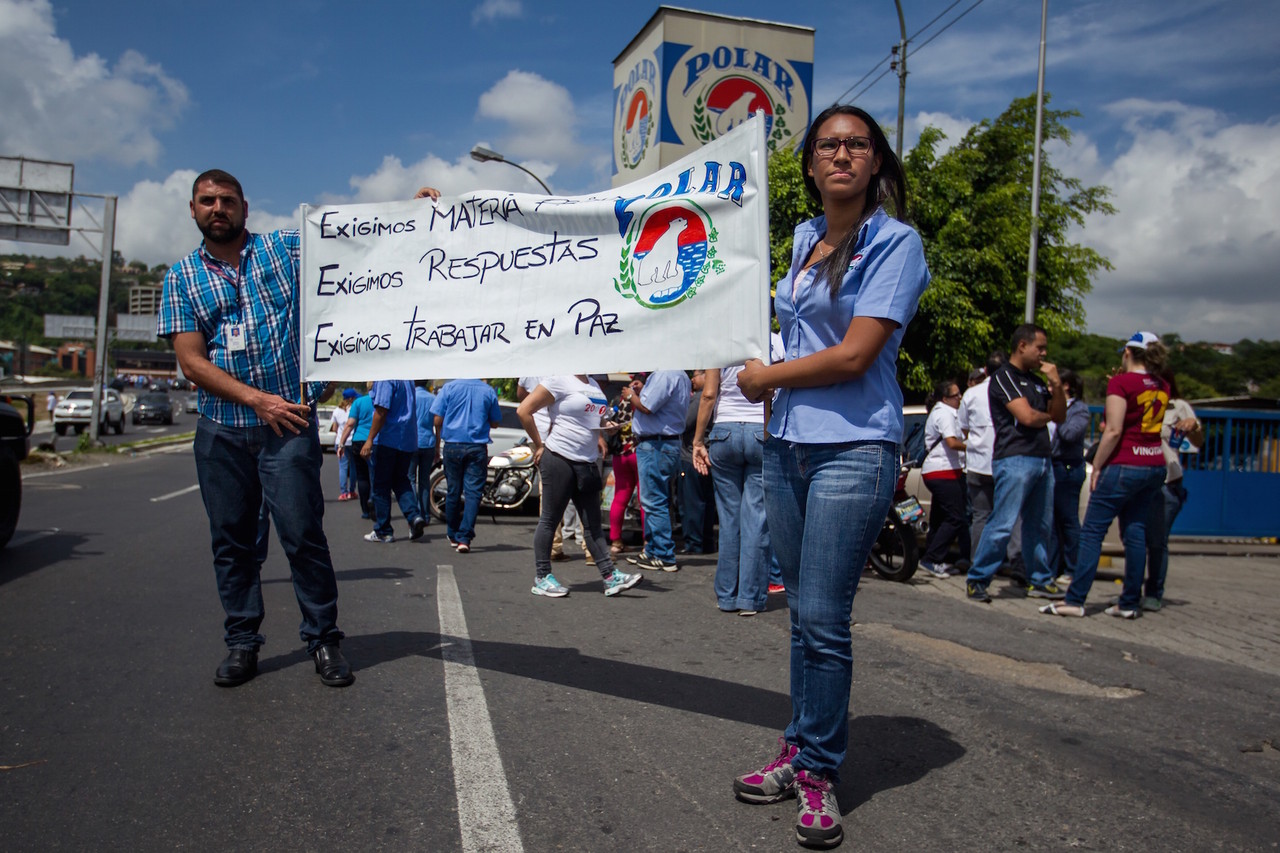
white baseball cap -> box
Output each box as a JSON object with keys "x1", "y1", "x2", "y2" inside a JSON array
[{"x1": 1120, "y1": 331, "x2": 1159, "y2": 352}]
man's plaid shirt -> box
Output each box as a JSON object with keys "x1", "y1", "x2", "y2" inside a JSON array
[{"x1": 158, "y1": 230, "x2": 323, "y2": 428}]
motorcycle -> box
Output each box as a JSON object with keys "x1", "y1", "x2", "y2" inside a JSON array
[
  {"x1": 868, "y1": 458, "x2": 927, "y2": 583},
  {"x1": 426, "y1": 441, "x2": 540, "y2": 522}
]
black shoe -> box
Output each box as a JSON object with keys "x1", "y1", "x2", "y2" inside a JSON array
[
  {"x1": 214, "y1": 649, "x2": 258, "y2": 687},
  {"x1": 966, "y1": 582, "x2": 992, "y2": 603},
  {"x1": 410, "y1": 516, "x2": 427, "y2": 541},
  {"x1": 312, "y1": 644, "x2": 354, "y2": 687}
]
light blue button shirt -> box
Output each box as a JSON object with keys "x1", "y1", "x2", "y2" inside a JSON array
[
  {"x1": 430, "y1": 379, "x2": 502, "y2": 444},
  {"x1": 769, "y1": 208, "x2": 930, "y2": 445},
  {"x1": 631, "y1": 370, "x2": 691, "y2": 437},
  {"x1": 370, "y1": 380, "x2": 417, "y2": 452}
]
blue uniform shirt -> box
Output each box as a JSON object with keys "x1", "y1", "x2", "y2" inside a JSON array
[
  {"x1": 632, "y1": 370, "x2": 691, "y2": 437},
  {"x1": 415, "y1": 387, "x2": 438, "y2": 449},
  {"x1": 769, "y1": 209, "x2": 930, "y2": 445},
  {"x1": 370, "y1": 380, "x2": 417, "y2": 452},
  {"x1": 157, "y1": 230, "x2": 324, "y2": 427},
  {"x1": 430, "y1": 379, "x2": 502, "y2": 444}
]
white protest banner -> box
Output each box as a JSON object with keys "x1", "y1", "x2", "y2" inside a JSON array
[{"x1": 299, "y1": 114, "x2": 769, "y2": 381}]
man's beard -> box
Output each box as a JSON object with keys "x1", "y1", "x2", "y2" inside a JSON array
[{"x1": 199, "y1": 217, "x2": 245, "y2": 245}]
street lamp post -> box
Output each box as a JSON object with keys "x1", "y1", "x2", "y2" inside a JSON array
[
  {"x1": 893, "y1": 0, "x2": 908, "y2": 163},
  {"x1": 469, "y1": 145, "x2": 551, "y2": 194},
  {"x1": 1025, "y1": 0, "x2": 1049, "y2": 323}
]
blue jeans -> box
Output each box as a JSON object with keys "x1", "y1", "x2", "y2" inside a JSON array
[
  {"x1": 406, "y1": 445, "x2": 438, "y2": 524},
  {"x1": 442, "y1": 443, "x2": 488, "y2": 544},
  {"x1": 1144, "y1": 480, "x2": 1187, "y2": 601},
  {"x1": 1065, "y1": 464, "x2": 1167, "y2": 609},
  {"x1": 193, "y1": 417, "x2": 342, "y2": 654},
  {"x1": 765, "y1": 438, "x2": 896, "y2": 779},
  {"x1": 370, "y1": 445, "x2": 422, "y2": 538},
  {"x1": 680, "y1": 457, "x2": 716, "y2": 551},
  {"x1": 707, "y1": 422, "x2": 769, "y2": 611},
  {"x1": 967, "y1": 455, "x2": 1054, "y2": 588},
  {"x1": 1049, "y1": 460, "x2": 1086, "y2": 576},
  {"x1": 336, "y1": 449, "x2": 351, "y2": 494},
  {"x1": 635, "y1": 438, "x2": 681, "y2": 562}
]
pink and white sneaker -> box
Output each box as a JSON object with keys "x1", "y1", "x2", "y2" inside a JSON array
[
  {"x1": 733, "y1": 737, "x2": 798, "y2": 804},
  {"x1": 794, "y1": 769, "x2": 842, "y2": 848}
]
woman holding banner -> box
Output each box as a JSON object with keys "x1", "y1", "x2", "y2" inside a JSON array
[
  {"x1": 733, "y1": 105, "x2": 930, "y2": 849},
  {"x1": 517, "y1": 375, "x2": 644, "y2": 599}
]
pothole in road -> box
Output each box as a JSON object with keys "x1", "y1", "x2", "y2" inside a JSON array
[{"x1": 857, "y1": 622, "x2": 1144, "y2": 699}]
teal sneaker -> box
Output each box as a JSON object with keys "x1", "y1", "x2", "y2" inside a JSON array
[
  {"x1": 602, "y1": 569, "x2": 642, "y2": 596},
  {"x1": 531, "y1": 574, "x2": 569, "y2": 598}
]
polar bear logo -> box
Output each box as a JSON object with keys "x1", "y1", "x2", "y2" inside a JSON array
[
  {"x1": 715, "y1": 92, "x2": 757, "y2": 136},
  {"x1": 636, "y1": 217, "x2": 688, "y2": 286}
]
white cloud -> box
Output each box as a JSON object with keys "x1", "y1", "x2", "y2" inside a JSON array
[
  {"x1": 319, "y1": 150, "x2": 548, "y2": 206},
  {"x1": 0, "y1": 0, "x2": 187, "y2": 166},
  {"x1": 109, "y1": 170, "x2": 295, "y2": 267},
  {"x1": 472, "y1": 0, "x2": 522, "y2": 25},
  {"x1": 1077, "y1": 101, "x2": 1280, "y2": 341},
  {"x1": 475, "y1": 70, "x2": 584, "y2": 178},
  {"x1": 906, "y1": 111, "x2": 975, "y2": 158}
]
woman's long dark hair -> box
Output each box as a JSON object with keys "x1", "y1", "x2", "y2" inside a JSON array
[{"x1": 801, "y1": 104, "x2": 908, "y2": 299}]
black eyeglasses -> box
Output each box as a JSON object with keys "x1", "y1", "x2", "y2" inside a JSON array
[{"x1": 812, "y1": 136, "x2": 873, "y2": 158}]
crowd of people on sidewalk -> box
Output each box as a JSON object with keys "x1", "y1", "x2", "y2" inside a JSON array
[
  {"x1": 912, "y1": 325, "x2": 1203, "y2": 622},
  {"x1": 156, "y1": 102, "x2": 1205, "y2": 851}
]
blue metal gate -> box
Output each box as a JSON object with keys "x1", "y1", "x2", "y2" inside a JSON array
[{"x1": 1177, "y1": 409, "x2": 1280, "y2": 537}]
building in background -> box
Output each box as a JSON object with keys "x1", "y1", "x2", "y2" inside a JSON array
[{"x1": 612, "y1": 6, "x2": 814, "y2": 184}]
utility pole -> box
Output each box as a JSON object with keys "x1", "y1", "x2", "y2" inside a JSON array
[
  {"x1": 1025, "y1": 0, "x2": 1049, "y2": 323},
  {"x1": 893, "y1": 0, "x2": 908, "y2": 162}
]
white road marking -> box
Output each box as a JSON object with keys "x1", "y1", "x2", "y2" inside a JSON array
[
  {"x1": 5, "y1": 528, "x2": 59, "y2": 549},
  {"x1": 23, "y1": 463, "x2": 110, "y2": 480},
  {"x1": 436, "y1": 564, "x2": 523, "y2": 853},
  {"x1": 150, "y1": 484, "x2": 201, "y2": 503}
]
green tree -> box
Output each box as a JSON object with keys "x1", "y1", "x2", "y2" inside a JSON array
[
  {"x1": 900, "y1": 94, "x2": 1115, "y2": 392},
  {"x1": 766, "y1": 148, "x2": 820, "y2": 285}
]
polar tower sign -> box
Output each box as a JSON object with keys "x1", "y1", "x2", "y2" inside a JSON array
[{"x1": 611, "y1": 6, "x2": 814, "y2": 185}]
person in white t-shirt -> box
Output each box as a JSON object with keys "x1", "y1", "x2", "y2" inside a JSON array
[
  {"x1": 919, "y1": 380, "x2": 969, "y2": 577},
  {"x1": 958, "y1": 351, "x2": 1005, "y2": 557},
  {"x1": 518, "y1": 376, "x2": 569, "y2": 560},
  {"x1": 329, "y1": 389, "x2": 357, "y2": 500},
  {"x1": 518, "y1": 375, "x2": 643, "y2": 599}
]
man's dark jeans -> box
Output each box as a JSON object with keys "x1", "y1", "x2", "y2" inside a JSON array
[
  {"x1": 370, "y1": 445, "x2": 423, "y2": 538},
  {"x1": 193, "y1": 417, "x2": 343, "y2": 655},
  {"x1": 442, "y1": 443, "x2": 488, "y2": 545}
]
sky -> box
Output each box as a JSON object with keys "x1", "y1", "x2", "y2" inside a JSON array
[{"x1": 2, "y1": 0, "x2": 1277, "y2": 343}]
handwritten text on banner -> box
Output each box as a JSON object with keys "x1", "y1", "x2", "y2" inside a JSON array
[{"x1": 299, "y1": 115, "x2": 769, "y2": 381}]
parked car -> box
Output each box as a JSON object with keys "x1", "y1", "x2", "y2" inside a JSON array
[
  {"x1": 133, "y1": 392, "x2": 175, "y2": 425},
  {"x1": 185, "y1": 393, "x2": 199, "y2": 413},
  {"x1": 0, "y1": 395, "x2": 34, "y2": 549},
  {"x1": 490, "y1": 401, "x2": 528, "y2": 454},
  {"x1": 53, "y1": 388, "x2": 125, "y2": 435}
]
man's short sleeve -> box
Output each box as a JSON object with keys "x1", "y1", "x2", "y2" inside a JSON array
[
  {"x1": 486, "y1": 387, "x2": 502, "y2": 423},
  {"x1": 989, "y1": 369, "x2": 1024, "y2": 411},
  {"x1": 370, "y1": 381, "x2": 392, "y2": 409},
  {"x1": 429, "y1": 387, "x2": 448, "y2": 417},
  {"x1": 957, "y1": 396, "x2": 971, "y2": 431},
  {"x1": 156, "y1": 263, "x2": 198, "y2": 339}
]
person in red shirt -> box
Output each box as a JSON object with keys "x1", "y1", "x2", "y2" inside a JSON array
[{"x1": 1041, "y1": 331, "x2": 1170, "y2": 618}]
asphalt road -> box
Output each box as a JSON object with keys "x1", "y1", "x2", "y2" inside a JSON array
[{"x1": 3, "y1": 445, "x2": 1278, "y2": 852}]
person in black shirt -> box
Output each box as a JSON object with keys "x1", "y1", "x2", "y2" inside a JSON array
[{"x1": 965, "y1": 324, "x2": 1066, "y2": 602}]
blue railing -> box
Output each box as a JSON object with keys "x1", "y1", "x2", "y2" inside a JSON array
[{"x1": 1087, "y1": 405, "x2": 1279, "y2": 537}]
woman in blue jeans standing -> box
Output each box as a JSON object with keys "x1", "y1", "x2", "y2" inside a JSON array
[
  {"x1": 691, "y1": 366, "x2": 770, "y2": 615},
  {"x1": 734, "y1": 104, "x2": 930, "y2": 850},
  {"x1": 1041, "y1": 332, "x2": 1170, "y2": 619}
]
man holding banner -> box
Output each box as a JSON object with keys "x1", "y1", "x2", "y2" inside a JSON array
[{"x1": 159, "y1": 169, "x2": 353, "y2": 688}]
